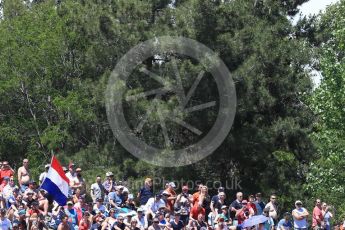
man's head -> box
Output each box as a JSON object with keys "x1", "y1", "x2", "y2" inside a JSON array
[
  {"x1": 29, "y1": 180, "x2": 37, "y2": 189},
  {"x1": 284, "y1": 212, "x2": 291, "y2": 220},
  {"x1": 106, "y1": 172, "x2": 114, "y2": 180},
  {"x1": 270, "y1": 195, "x2": 277, "y2": 203},
  {"x1": 0, "y1": 208, "x2": 6, "y2": 217},
  {"x1": 67, "y1": 201, "x2": 74, "y2": 209},
  {"x1": 96, "y1": 175, "x2": 102, "y2": 183},
  {"x1": 218, "y1": 187, "x2": 225, "y2": 193},
  {"x1": 144, "y1": 178, "x2": 152, "y2": 187},
  {"x1": 76, "y1": 168, "x2": 82, "y2": 176},
  {"x1": 169, "y1": 182, "x2": 176, "y2": 190},
  {"x1": 316, "y1": 199, "x2": 321, "y2": 207},
  {"x1": 236, "y1": 192, "x2": 243, "y2": 201},
  {"x1": 2, "y1": 161, "x2": 9, "y2": 169},
  {"x1": 197, "y1": 213, "x2": 204, "y2": 222},
  {"x1": 45, "y1": 164, "x2": 50, "y2": 171},
  {"x1": 182, "y1": 185, "x2": 189, "y2": 194},
  {"x1": 263, "y1": 207, "x2": 270, "y2": 217},
  {"x1": 295, "y1": 200, "x2": 302, "y2": 208},
  {"x1": 155, "y1": 193, "x2": 162, "y2": 201},
  {"x1": 219, "y1": 192, "x2": 226, "y2": 200},
  {"x1": 153, "y1": 217, "x2": 159, "y2": 225},
  {"x1": 255, "y1": 193, "x2": 262, "y2": 201},
  {"x1": 23, "y1": 159, "x2": 29, "y2": 167},
  {"x1": 61, "y1": 215, "x2": 68, "y2": 223},
  {"x1": 221, "y1": 205, "x2": 228, "y2": 213},
  {"x1": 248, "y1": 195, "x2": 255, "y2": 202}
]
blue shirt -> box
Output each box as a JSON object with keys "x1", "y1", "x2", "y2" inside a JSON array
[
  {"x1": 278, "y1": 219, "x2": 293, "y2": 229},
  {"x1": 108, "y1": 192, "x2": 122, "y2": 206},
  {"x1": 139, "y1": 186, "x2": 153, "y2": 205}
]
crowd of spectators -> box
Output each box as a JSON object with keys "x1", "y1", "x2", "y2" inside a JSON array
[{"x1": 0, "y1": 159, "x2": 341, "y2": 230}]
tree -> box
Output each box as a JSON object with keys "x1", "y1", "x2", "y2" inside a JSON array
[{"x1": 306, "y1": 0, "x2": 345, "y2": 220}]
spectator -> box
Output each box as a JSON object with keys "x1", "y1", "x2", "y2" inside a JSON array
[
  {"x1": 57, "y1": 214, "x2": 70, "y2": 230},
  {"x1": 145, "y1": 193, "x2": 166, "y2": 225},
  {"x1": 170, "y1": 212, "x2": 184, "y2": 230},
  {"x1": 248, "y1": 195, "x2": 257, "y2": 215},
  {"x1": 230, "y1": 192, "x2": 243, "y2": 225},
  {"x1": 277, "y1": 212, "x2": 293, "y2": 230},
  {"x1": 101, "y1": 208, "x2": 117, "y2": 230},
  {"x1": 265, "y1": 194, "x2": 278, "y2": 221},
  {"x1": 65, "y1": 200, "x2": 78, "y2": 229},
  {"x1": 0, "y1": 208, "x2": 12, "y2": 229},
  {"x1": 175, "y1": 185, "x2": 192, "y2": 225},
  {"x1": 322, "y1": 204, "x2": 332, "y2": 230},
  {"x1": 312, "y1": 199, "x2": 323, "y2": 230},
  {"x1": 236, "y1": 200, "x2": 254, "y2": 225},
  {"x1": 103, "y1": 172, "x2": 116, "y2": 195},
  {"x1": 292, "y1": 200, "x2": 309, "y2": 230},
  {"x1": 115, "y1": 215, "x2": 126, "y2": 230},
  {"x1": 91, "y1": 175, "x2": 105, "y2": 204},
  {"x1": 17, "y1": 159, "x2": 31, "y2": 193},
  {"x1": 109, "y1": 187, "x2": 122, "y2": 208},
  {"x1": 164, "y1": 182, "x2": 177, "y2": 213},
  {"x1": 137, "y1": 178, "x2": 153, "y2": 206},
  {"x1": 190, "y1": 186, "x2": 210, "y2": 220},
  {"x1": 254, "y1": 193, "x2": 265, "y2": 215},
  {"x1": 79, "y1": 211, "x2": 91, "y2": 230},
  {"x1": 71, "y1": 167, "x2": 86, "y2": 195},
  {"x1": 1, "y1": 161, "x2": 14, "y2": 184},
  {"x1": 215, "y1": 205, "x2": 231, "y2": 226},
  {"x1": 39, "y1": 164, "x2": 50, "y2": 185},
  {"x1": 262, "y1": 207, "x2": 275, "y2": 230},
  {"x1": 148, "y1": 217, "x2": 160, "y2": 230}
]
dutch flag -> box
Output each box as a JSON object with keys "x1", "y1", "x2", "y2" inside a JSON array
[{"x1": 41, "y1": 155, "x2": 70, "y2": 206}]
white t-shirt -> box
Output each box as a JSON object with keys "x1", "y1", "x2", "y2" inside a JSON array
[
  {"x1": 145, "y1": 198, "x2": 166, "y2": 213},
  {"x1": 0, "y1": 218, "x2": 12, "y2": 229}
]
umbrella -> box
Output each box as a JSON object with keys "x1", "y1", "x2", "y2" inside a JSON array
[{"x1": 242, "y1": 215, "x2": 269, "y2": 228}]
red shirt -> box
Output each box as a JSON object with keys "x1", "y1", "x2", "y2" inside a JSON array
[
  {"x1": 0, "y1": 169, "x2": 14, "y2": 183},
  {"x1": 312, "y1": 206, "x2": 323, "y2": 227}
]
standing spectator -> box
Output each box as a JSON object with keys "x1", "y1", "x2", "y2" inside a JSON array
[
  {"x1": 164, "y1": 182, "x2": 177, "y2": 213},
  {"x1": 137, "y1": 178, "x2": 153, "y2": 206},
  {"x1": 66, "y1": 163, "x2": 76, "y2": 182},
  {"x1": 236, "y1": 200, "x2": 254, "y2": 225},
  {"x1": 277, "y1": 212, "x2": 293, "y2": 230},
  {"x1": 254, "y1": 193, "x2": 265, "y2": 215},
  {"x1": 190, "y1": 186, "x2": 210, "y2": 220},
  {"x1": 175, "y1": 185, "x2": 192, "y2": 225},
  {"x1": 230, "y1": 192, "x2": 243, "y2": 225},
  {"x1": 17, "y1": 159, "x2": 31, "y2": 192},
  {"x1": 211, "y1": 189, "x2": 226, "y2": 216},
  {"x1": 70, "y1": 168, "x2": 86, "y2": 195},
  {"x1": 91, "y1": 175, "x2": 105, "y2": 203},
  {"x1": 248, "y1": 195, "x2": 257, "y2": 215},
  {"x1": 265, "y1": 194, "x2": 278, "y2": 221},
  {"x1": 38, "y1": 164, "x2": 50, "y2": 185},
  {"x1": 1, "y1": 161, "x2": 14, "y2": 184},
  {"x1": 322, "y1": 204, "x2": 332, "y2": 230},
  {"x1": 312, "y1": 199, "x2": 323, "y2": 230},
  {"x1": 292, "y1": 200, "x2": 309, "y2": 230}
]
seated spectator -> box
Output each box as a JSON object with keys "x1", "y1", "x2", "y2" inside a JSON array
[
  {"x1": 101, "y1": 208, "x2": 117, "y2": 230},
  {"x1": 79, "y1": 211, "x2": 91, "y2": 230},
  {"x1": 148, "y1": 217, "x2": 161, "y2": 230},
  {"x1": 170, "y1": 212, "x2": 184, "y2": 230},
  {"x1": 94, "y1": 197, "x2": 107, "y2": 214},
  {"x1": 187, "y1": 213, "x2": 207, "y2": 230},
  {"x1": 65, "y1": 200, "x2": 78, "y2": 229}
]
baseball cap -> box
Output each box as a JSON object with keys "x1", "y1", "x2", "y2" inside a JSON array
[
  {"x1": 218, "y1": 187, "x2": 225, "y2": 192},
  {"x1": 137, "y1": 207, "x2": 144, "y2": 212},
  {"x1": 62, "y1": 166, "x2": 68, "y2": 171},
  {"x1": 76, "y1": 168, "x2": 82, "y2": 172},
  {"x1": 67, "y1": 201, "x2": 73, "y2": 205},
  {"x1": 45, "y1": 164, "x2": 50, "y2": 168},
  {"x1": 221, "y1": 205, "x2": 228, "y2": 209}
]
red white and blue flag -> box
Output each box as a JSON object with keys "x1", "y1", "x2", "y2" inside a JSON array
[{"x1": 41, "y1": 155, "x2": 69, "y2": 205}]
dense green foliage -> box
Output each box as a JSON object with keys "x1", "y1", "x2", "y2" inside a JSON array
[
  {"x1": 306, "y1": 0, "x2": 345, "y2": 221},
  {"x1": 2, "y1": 0, "x2": 341, "y2": 219}
]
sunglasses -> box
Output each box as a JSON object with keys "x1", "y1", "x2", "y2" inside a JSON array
[{"x1": 153, "y1": 221, "x2": 159, "y2": 223}]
